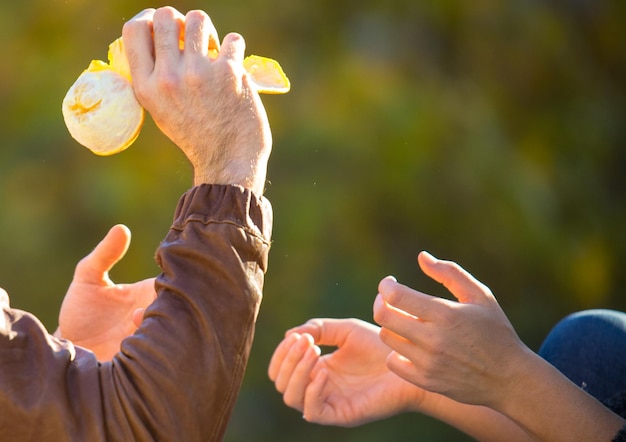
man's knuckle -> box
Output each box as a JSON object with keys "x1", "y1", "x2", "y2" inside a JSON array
[
  {"x1": 183, "y1": 66, "x2": 205, "y2": 88},
  {"x1": 155, "y1": 70, "x2": 178, "y2": 94}
]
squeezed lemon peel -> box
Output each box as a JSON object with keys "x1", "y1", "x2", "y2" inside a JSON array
[
  {"x1": 244, "y1": 55, "x2": 291, "y2": 94},
  {"x1": 63, "y1": 37, "x2": 290, "y2": 156},
  {"x1": 62, "y1": 64, "x2": 144, "y2": 156}
]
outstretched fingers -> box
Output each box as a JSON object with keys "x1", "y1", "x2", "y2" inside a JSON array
[
  {"x1": 74, "y1": 225, "x2": 131, "y2": 285},
  {"x1": 270, "y1": 333, "x2": 315, "y2": 392},
  {"x1": 374, "y1": 275, "x2": 449, "y2": 343},
  {"x1": 302, "y1": 368, "x2": 333, "y2": 422},
  {"x1": 283, "y1": 339, "x2": 320, "y2": 410},
  {"x1": 417, "y1": 251, "x2": 495, "y2": 305},
  {"x1": 288, "y1": 318, "x2": 354, "y2": 348},
  {"x1": 384, "y1": 351, "x2": 424, "y2": 388},
  {"x1": 268, "y1": 332, "x2": 299, "y2": 381},
  {"x1": 269, "y1": 332, "x2": 321, "y2": 411}
]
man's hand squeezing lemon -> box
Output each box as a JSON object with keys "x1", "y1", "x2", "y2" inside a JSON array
[{"x1": 62, "y1": 37, "x2": 290, "y2": 156}]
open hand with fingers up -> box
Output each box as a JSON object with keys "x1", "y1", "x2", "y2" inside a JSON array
[
  {"x1": 373, "y1": 251, "x2": 529, "y2": 408},
  {"x1": 55, "y1": 225, "x2": 156, "y2": 361}
]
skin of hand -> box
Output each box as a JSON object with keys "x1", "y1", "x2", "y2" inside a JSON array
[
  {"x1": 269, "y1": 318, "x2": 533, "y2": 441},
  {"x1": 268, "y1": 318, "x2": 426, "y2": 426},
  {"x1": 54, "y1": 224, "x2": 156, "y2": 362},
  {"x1": 374, "y1": 251, "x2": 626, "y2": 441},
  {"x1": 373, "y1": 250, "x2": 528, "y2": 408},
  {"x1": 122, "y1": 7, "x2": 272, "y2": 194}
]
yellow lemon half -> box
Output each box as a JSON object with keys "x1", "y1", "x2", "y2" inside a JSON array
[{"x1": 63, "y1": 38, "x2": 290, "y2": 156}]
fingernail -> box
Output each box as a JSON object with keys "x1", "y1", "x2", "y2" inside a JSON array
[
  {"x1": 296, "y1": 334, "x2": 310, "y2": 349},
  {"x1": 374, "y1": 293, "x2": 384, "y2": 309},
  {"x1": 301, "y1": 333, "x2": 314, "y2": 345},
  {"x1": 378, "y1": 276, "x2": 396, "y2": 293},
  {"x1": 379, "y1": 276, "x2": 397, "y2": 292},
  {"x1": 287, "y1": 332, "x2": 301, "y2": 342},
  {"x1": 420, "y1": 250, "x2": 436, "y2": 261}
]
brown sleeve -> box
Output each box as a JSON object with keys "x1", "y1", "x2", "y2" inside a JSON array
[{"x1": 0, "y1": 184, "x2": 272, "y2": 442}]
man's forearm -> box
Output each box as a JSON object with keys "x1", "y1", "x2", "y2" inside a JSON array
[{"x1": 100, "y1": 184, "x2": 272, "y2": 441}]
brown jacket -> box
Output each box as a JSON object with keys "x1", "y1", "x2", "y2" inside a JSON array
[{"x1": 0, "y1": 184, "x2": 273, "y2": 441}]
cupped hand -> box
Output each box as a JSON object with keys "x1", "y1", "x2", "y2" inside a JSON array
[
  {"x1": 374, "y1": 251, "x2": 531, "y2": 408},
  {"x1": 122, "y1": 7, "x2": 272, "y2": 193},
  {"x1": 268, "y1": 318, "x2": 425, "y2": 427},
  {"x1": 55, "y1": 224, "x2": 156, "y2": 361}
]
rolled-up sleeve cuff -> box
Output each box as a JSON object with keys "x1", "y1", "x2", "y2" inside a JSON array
[{"x1": 171, "y1": 184, "x2": 273, "y2": 246}]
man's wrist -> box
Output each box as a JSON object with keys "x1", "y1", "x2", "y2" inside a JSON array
[{"x1": 193, "y1": 161, "x2": 268, "y2": 195}]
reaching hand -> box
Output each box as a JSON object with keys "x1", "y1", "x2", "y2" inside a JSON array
[
  {"x1": 55, "y1": 224, "x2": 156, "y2": 361},
  {"x1": 269, "y1": 318, "x2": 426, "y2": 427},
  {"x1": 122, "y1": 7, "x2": 272, "y2": 193},
  {"x1": 373, "y1": 251, "x2": 529, "y2": 408}
]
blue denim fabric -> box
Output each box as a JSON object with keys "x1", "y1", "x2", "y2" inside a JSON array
[{"x1": 538, "y1": 309, "x2": 626, "y2": 402}]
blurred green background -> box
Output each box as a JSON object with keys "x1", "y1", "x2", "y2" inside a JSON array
[{"x1": 1, "y1": 0, "x2": 624, "y2": 440}]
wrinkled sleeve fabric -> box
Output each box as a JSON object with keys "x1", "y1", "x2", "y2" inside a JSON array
[{"x1": 0, "y1": 184, "x2": 272, "y2": 442}]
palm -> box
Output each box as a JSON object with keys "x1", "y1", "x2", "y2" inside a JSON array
[
  {"x1": 56, "y1": 225, "x2": 156, "y2": 361},
  {"x1": 310, "y1": 320, "x2": 424, "y2": 426},
  {"x1": 59, "y1": 278, "x2": 155, "y2": 359}
]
